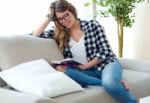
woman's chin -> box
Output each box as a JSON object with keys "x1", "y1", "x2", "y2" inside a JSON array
[
  {"x1": 64, "y1": 21, "x2": 72, "y2": 28},
  {"x1": 65, "y1": 25, "x2": 72, "y2": 28}
]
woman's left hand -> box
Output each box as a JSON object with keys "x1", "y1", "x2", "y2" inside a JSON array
[
  {"x1": 78, "y1": 58, "x2": 101, "y2": 70},
  {"x1": 78, "y1": 64, "x2": 87, "y2": 70}
]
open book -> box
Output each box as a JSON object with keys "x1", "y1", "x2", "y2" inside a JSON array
[{"x1": 51, "y1": 58, "x2": 82, "y2": 67}]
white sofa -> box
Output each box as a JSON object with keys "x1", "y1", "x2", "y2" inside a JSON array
[{"x1": 0, "y1": 35, "x2": 150, "y2": 103}]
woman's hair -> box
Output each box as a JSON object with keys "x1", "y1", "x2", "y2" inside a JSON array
[{"x1": 49, "y1": 0, "x2": 78, "y2": 52}]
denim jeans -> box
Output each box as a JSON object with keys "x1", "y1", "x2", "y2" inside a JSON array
[{"x1": 64, "y1": 60, "x2": 137, "y2": 103}]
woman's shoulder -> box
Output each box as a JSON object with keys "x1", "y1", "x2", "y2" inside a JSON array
[
  {"x1": 79, "y1": 19, "x2": 102, "y2": 27},
  {"x1": 38, "y1": 27, "x2": 54, "y2": 39},
  {"x1": 79, "y1": 19, "x2": 95, "y2": 23}
]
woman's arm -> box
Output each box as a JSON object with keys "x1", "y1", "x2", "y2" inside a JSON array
[
  {"x1": 78, "y1": 21, "x2": 114, "y2": 70},
  {"x1": 78, "y1": 58, "x2": 101, "y2": 70},
  {"x1": 33, "y1": 17, "x2": 51, "y2": 36}
]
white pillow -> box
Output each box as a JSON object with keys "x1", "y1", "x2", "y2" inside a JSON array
[{"x1": 0, "y1": 59, "x2": 83, "y2": 97}]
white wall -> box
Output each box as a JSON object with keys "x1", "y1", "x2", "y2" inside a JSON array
[
  {"x1": 0, "y1": 0, "x2": 134, "y2": 58},
  {"x1": 0, "y1": 0, "x2": 92, "y2": 36},
  {"x1": 132, "y1": 3, "x2": 150, "y2": 60}
]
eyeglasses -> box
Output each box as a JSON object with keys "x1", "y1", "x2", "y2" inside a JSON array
[{"x1": 56, "y1": 12, "x2": 70, "y2": 24}]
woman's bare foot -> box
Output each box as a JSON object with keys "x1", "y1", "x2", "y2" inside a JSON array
[{"x1": 121, "y1": 80, "x2": 130, "y2": 91}]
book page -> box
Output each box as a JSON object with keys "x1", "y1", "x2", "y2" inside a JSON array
[
  {"x1": 51, "y1": 58, "x2": 82, "y2": 66},
  {"x1": 51, "y1": 58, "x2": 73, "y2": 64}
]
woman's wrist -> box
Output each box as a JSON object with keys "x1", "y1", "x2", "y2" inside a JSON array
[
  {"x1": 78, "y1": 63, "x2": 90, "y2": 70},
  {"x1": 80, "y1": 58, "x2": 101, "y2": 70},
  {"x1": 46, "y1": 14, "x2": 52, "y2": 21}
]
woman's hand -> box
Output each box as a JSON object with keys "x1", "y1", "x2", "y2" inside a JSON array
[
  {"x1": 55, "y1": 65, "x2": 67, "y2": 72},
  {"x1": 78, "y1": 58, "x2": 101, "y2": 70},
  {"x1": 78, "y1": 64, "x2": 88, "y2": 70}
]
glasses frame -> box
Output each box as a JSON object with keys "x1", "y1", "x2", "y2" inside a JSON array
[{"x1": 56, "y1": 12, "x2": 70, "y2": 24}]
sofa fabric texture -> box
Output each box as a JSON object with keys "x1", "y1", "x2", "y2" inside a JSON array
[
  {"x1": 0, "y1": 88, "x2": 56, "y2": 103},
  {"x1": 0, "y1": 35, "x2": 150, "y2": 103},
  {"x1": 0, "y1": 35, "x2": 64, "y2": 70}
]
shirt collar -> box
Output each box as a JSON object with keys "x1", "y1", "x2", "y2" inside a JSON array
[{"x1": 78, "y1": 18, "x2": 87, "y2": 32}]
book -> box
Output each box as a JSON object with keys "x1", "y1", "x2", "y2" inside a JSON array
[{"x1": 51, "y1": 58, "x2": 82, "y2": 67}]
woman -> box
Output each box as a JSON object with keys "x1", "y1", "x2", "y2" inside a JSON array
[{"x1": 33, "y1": 0, "x2": 136, "y2": 102}]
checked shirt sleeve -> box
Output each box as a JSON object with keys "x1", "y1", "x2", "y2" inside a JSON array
[
  {"x1": 93, "y1": 21, "x2": 114, "y2": 61},
  {"x1": 39, "y1": 29, "x2": 54, "y2": 39}
]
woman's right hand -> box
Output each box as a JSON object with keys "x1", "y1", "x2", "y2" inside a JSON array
[{"x1": 55, "y1": 65, "x2": 67, "y2": 72}]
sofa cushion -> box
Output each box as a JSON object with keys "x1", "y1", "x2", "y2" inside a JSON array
[
  {"x1": 0, "y1": 59, "x2": 83, "y2": 97},
  {"x1": 0, "y1": 68, "x2": 7, "y2": 87},
  {"x1": 53, "y1": 86, "x2": 117, "y2": 103},
  {"x1": 0, "y1": 35, "x2": 64, "y2": 70},
  {"x1": 123, "y1": 69, "x2": 150, "y2": 99},
  {"x1": 0, "y1": 88, "x2": 56, "y2": 103},
  {"x1": 53, "y1": 69, "x2": 150, "y2": 103}
]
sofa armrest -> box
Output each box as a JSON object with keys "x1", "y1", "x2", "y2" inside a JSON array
[
  {"x1": 119, "y1": 58, "x2": 150, "y2": 73},
  {"x1": 0, "y1": 88, "x2": 56, "y2": 103}
]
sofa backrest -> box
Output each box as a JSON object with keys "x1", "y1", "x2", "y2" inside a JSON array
[
  {"x1": 0, "y1": 35, "x2": 64, "y2": 70},
  {"x1": 119, "y1": 58, "x2": 150, "y2": 73}
]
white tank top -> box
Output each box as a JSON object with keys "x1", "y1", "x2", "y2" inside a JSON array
[{"x1": 69, "y1": 35, "x2": 88, "y2": 64}]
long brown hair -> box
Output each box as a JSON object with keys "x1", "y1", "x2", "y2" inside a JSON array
[{"x1": 49, "y1": 0, "x2": 78, "y2": 52}]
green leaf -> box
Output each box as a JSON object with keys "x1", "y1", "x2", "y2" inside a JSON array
[
  {"x1": 84, "y1": 2, "x2": 91, "y2": 6},
  {"x1": 84, "y1": 0, "x2": 144, "y2": 27}
]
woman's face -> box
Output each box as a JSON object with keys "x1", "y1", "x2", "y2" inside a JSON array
[{"x1": 55, "y1": 10, "x2": 76, "y2": 28}]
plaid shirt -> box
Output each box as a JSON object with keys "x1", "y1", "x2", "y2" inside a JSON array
[{"x1": 39, "y1": 19, "x2": 117, "y2": 71}]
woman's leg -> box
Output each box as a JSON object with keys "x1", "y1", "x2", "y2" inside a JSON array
[
  {"x1": 64, "y1": 66, "x2": 102, "y2": 86},
  {"x1": 102, "y1": 61, "x2": 137, "y2": 103}
]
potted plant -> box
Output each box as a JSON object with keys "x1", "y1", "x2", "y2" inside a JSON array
[{"x1": 85, "y1": 0, "x2": 144, "y2": 57}]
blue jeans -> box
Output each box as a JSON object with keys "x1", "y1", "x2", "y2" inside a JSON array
[{"x1": 64, "y1": 60, "x2": 137, "y2": 103}]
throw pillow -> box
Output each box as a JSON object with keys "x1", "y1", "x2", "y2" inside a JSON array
[
  {"x1": 0, "y1": 35, "x2": 64, "y2": 70},
  {"x1": 0, "y1": 59, "x2": 83, "y2": 97}
]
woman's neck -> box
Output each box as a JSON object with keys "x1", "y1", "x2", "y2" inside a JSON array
[{"x1": 69, "y1": 19, "x2": 80, "y2": 31}]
